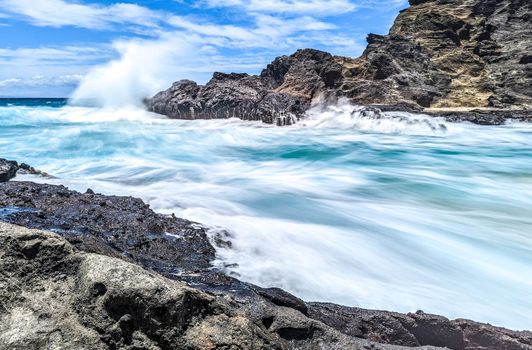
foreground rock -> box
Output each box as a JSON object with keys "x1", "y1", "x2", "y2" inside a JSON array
[
  {"x1": 308, "y1": 303, "x2": 532, "y2": 350},
  {"x1": 0, "y1": 221, "x2": 445, "y2": 350},
  {"x1": 1, "y1": 180, "x2": 531, "y2": 349},
  {"x1": 146, "y1": 0, "x2": 531, "y2": 125}
]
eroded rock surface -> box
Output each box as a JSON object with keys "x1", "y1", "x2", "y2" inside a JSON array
[
  {"x1": 146, "y1": 0, "x2": 531, "y2": 124},
  {"x1": 308, "y1": 303, "x2": 532, "y2": 350},
  {"x1": 0, "y1": 221, "x2": 447, "y2": 350},
  {"x1": 147, "y1": 49, "x2": 340, "y2": 123}
]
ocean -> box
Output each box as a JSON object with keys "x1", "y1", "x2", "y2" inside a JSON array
[{"x1": 1, "y1": 98, "x2": 531, "y2": 330}]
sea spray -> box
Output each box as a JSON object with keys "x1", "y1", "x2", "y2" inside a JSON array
[
  {"x1": 69, "y1": 35, "x2": 201, "y2": 108},
  {"x1": 302, "y1": 100, "x2": 452, "y2": 134}
]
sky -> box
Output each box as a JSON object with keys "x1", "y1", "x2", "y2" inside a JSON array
[{"x1": 0, "y1": 0, "x2": 408, "y2": 98}]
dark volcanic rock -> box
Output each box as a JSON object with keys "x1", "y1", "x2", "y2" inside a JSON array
[
  {"x1": 0, "y1": 158, "x2": 18, "y2": 182},
  {"x1": 0, "y1": 158, "x2": 51, "y2": 182},
  {"x1": 308, "y1": 303, "x2": 532, "y2": 350},
  {"x1": 146, "y1": 49, "x2": 342, "y2": 124},
  {"x1": 0, "y1": 181, "x2": 215, "y2": 275},
  {"x1": 146, "y1": 0, "x2": 531, "y2": 124}
]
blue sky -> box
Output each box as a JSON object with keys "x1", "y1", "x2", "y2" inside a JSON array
[{"x1": 0, "y1": 0, "x2": 408, "y2": 97}]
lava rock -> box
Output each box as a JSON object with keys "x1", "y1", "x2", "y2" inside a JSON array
[
  {"x1": 0, "y1": 181, "x2": 215, "y2": 275},
  {"x1": 1, "y1": 181, "x2": 530, "y2": 349},
  {"x1": 0, "y1": 158, "x2": 18, "y2": 182},
  {"x1": 308, "y1": 303, "x2": 532, "y2": 350}
]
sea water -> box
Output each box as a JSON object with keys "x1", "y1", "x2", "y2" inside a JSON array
[{"x1": 0, "y1": 99, "x2": 531, "y2": 330}]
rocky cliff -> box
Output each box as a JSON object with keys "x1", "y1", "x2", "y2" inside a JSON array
[
  {"x1": 1, "y1": 179, "x2": 531, "y2": 350},
  {"x1": 146, "y1": 0, "x2": 531, "y2": 124}
]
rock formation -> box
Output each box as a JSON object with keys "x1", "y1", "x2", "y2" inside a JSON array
[
  {"x1": 0, "y1": 158, "x2": 18, "y2": 182},
  {"x1": 146, "y1": 0, "x2": 531, "y2": 124},
  {"x1": 1, "y1": 180, "x2": 531, "y2": 349},
  {"x1": 0, "y1": 158, "x2": 51, "y2": 182}
]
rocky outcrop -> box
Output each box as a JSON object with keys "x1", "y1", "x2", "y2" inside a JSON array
[
  {"x1": 1, "y1": 221, "x2": 446, "y2": 350},
  {"x1": 0, "y1": 159, "x2": 18, "y2": 182},
  {"x1": 147, "y1": 49, "x2": 341, "y2": 123},
  {"x1": 1, "y1": 180, "x2": 531, "y2": 349},
  {"x1": 308, "y1": 303, "x2": 532, "y2": 350},
  {"x1": 0, "y1": 158, "x2": 51, "y2": 182},
  {"x1": 146, "y1": 0, "x2": 531, "y2": 124}
]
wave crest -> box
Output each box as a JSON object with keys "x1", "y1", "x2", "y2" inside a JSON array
[{"x1": 301, "y1": 101, "x2": 450, "y2": 135}]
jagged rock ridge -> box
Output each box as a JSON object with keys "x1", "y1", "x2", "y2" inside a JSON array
[{"x1": 146, "y1": 0, "x2": 531, "y2": 124}]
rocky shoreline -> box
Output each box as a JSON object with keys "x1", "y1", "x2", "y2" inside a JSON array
[
  {"x1": 1, "y1": 160, "x2": 531, "y2": 349},
  {"x1": 145, "y1": 0, "x2": 531, "y2": 126}
]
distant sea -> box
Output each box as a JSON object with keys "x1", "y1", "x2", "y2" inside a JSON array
[
  {"x1": 0, "y1": 98, "x2": 68, "y2": 108},
  {"x1": 1, "y1": 98, "x2": 531, "y2": 330}
]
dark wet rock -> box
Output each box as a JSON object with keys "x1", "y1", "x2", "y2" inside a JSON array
[
  {"x1": 427, "y1": 110, "x2": 532, "y2": 125},
  {"x1": 0, "y1": 181, "x2": 215, "y2": 275},
  {"x1": 253, "y1": 287, "x2": 309, "y2": 316},
  {"x1": 146, "y1": 0, "x2": 531, "y2": 125},
  {"x1": 0, "y1": 158, "x2": 18, "y2": 182},
  {"x1": 17, "y1": 162, "x2": 52, "y2": 177},
  {"x1": 0, "y1": 158, "x2": 52, "y2": 182},
  {"x1": 308, "y1": 303, "x2": 532, "y2": 350}
]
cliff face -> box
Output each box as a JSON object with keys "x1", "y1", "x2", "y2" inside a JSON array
[
  {"x1": 386, "y1": 0, "x2": 532, "y2": 109},
  {"x1": 146, "y1": 0, "x2": 531, "y2": 123}
]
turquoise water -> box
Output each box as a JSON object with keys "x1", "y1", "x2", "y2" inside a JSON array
[{"x1": 1, "y1": 100, "x2": 531, "y2": 330}]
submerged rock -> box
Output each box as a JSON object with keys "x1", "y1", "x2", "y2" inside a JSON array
[
  {"x1": 0, "y1": 181, "x2": 530, "y2": 349},
  {"x1": 146, "y1": 0, "x2": 531, "y2": 124}
]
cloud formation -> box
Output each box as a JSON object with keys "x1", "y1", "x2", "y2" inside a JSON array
[
  {"x1": 0, "y1": 0, "x2": 163, "y2": 29},
  {"x1": 201, "y1": 0, "x2": 357, "y2": 16}
]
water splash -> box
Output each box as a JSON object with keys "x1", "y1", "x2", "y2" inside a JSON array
[
  {"x1": 301, "y1": 101, "x2": 452, "y2": 135},
  {"x1": 69, "y1": 35, "x2": 200, "y2": 108}
]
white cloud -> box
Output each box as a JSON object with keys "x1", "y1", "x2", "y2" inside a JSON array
[
  {"x1": 201, "y1": 0, "x2": 357, "y2": 16},
  {"x1": 0, "y1": 74, "x2": 83, "y2": 88},
  {"x1": 200, "y1": 0, "x2": 407, "y2": 15},
  {"x1": 168, "y1": 14, "x2": 335, "y2": 49},
  {"x1": 0, "y1": 45, "x2": 113, "y2": 97},
  {"x1": 0, "y1": 0, "x2": 163, "y2": 29}
]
